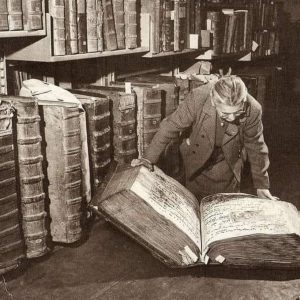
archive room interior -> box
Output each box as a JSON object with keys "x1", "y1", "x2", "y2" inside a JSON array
[{"x1": 0, "y1": 0, "x2": 300, "y2": 299}]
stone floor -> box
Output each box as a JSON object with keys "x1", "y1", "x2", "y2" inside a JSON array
[{"x1": 1, "y1": 106, "x2": 300, "y2": 300}]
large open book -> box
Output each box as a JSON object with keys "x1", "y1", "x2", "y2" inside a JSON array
[{"x1": 98, "y1": 165, "x2": 300, "y2": 268}]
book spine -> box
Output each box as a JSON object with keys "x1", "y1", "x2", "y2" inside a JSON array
[
  {"x1": 0, "y1": 101, "x2": 25, "y2": 274},
  {"x1": 162, "y1": 0, "x2": 174, "y2": 52},
  {"x1": 113, "y1": 92, "x2": 137, "y2": 163},
  {"x1": 174, "y1": 0, "x2": 180, "y2": 51},
  {"x1": 0, "y1": 0, "x2": 9, "y2": 31},
  {"x1": 77, "y1": 0, "x2": 87, "y2": 53},
  {"x1": 152, "y1": 0, "x2": 161, "y2": 54},
  {"x1": 226, "y1": 14, "x2": 237, "y2": 54},
  {"x1": 113, "y1": 0, "x2": 125, "y2": 49},
  {"x1": 7, "y1": 0, "x2": 23, "y2": 30},
  {"x1": 13, "y1": 98, "x2": 48, "y2": 258},
  {"x1": 124, "y1": 0, "x2": 137, "y2": 49},
  {"x1": 179, "y1": 0, "x2": 187, "y2": 51},
  {"x1": 207, "y1": 11, "x2": 225, "y2": 55},
  {"x1": 43, "y1": 106, "x2": 83, "y2": 244},
  {"x1": 96, "y1": 0, "x2": 104, "y2": 52},
  {"x1": 0, "y1": 50, "x2": 6, "y2": 94},
  {"x1": 86, "y1": 0, "x2": 98, "y2": 52},
  {"x1": 24, "y1": 0, "x2": 43, "y2": 31},
  {"x1": 102, "y1": 0, "x2": 118, "y2": 50},
  {"x1": 50, "y1": 0, "x2": 66, "y2": 56},
  {"x1": 189, "y1": 0, "x2": 195, "y2": 34},
  {"x1": 65, "y1": 0, "x2": 78, "y2": 54}
]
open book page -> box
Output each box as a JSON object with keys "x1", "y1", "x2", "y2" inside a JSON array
[
  {"x1": 200, "y1": 193, "x2": 300, "y2": 254},
  {"x1": 131, "y1": 166, "x2": 202, "y2": 252}
]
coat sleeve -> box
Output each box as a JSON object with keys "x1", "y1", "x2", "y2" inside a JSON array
[
  {"x1": 243, "y1": 101, "x2": 270, "y2": 189},
  {"x1": 144, "y1": 90, "x2": 198, "y2": 164}
]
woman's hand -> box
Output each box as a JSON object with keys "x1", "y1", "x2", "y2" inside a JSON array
[
  {"x1": 131, "y1": 158, "x2": 154, "y2": 172},
  {"x1": 257, "y1": 189, "x2": 279, "y2": 201}
]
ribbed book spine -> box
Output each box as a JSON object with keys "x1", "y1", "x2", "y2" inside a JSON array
[
  {"x1": 113, "y1": 0, "x2": 125, "y2": 49},
  {"x1": 0, "y1": 100, "x2": 24, "y2": 275},
  {"x1": 124, "y1": 0, "x2": 137, "y2": 49},
  {"x1": 162, "y1": 0, "x2": 174, "y2": 52},
  {"x1": 96, "y1": 0, "x2": 104, "y2": 52},
  {"x1": 103, "y1": 0, "x2": 118, "y2": 50},
  {"x1": 42, "y1": 105, "x2": 83, "y2": 243},
  {"x1": 152, "y1": 0, "x2": 161, "y2": 54},
  {"x1": 0, "y1": 0, "x2": 9, "y2": 30},
  {"x1": 13, "y1": 98, "x2": 48, "y2": 259},
  {"x1": 73, "y1": 93, "x2": 111, "y2": 195},
  {"x1": 113, "y1": 92, "x2": 137, "y2": 163},
  {"x1": 7, "y1": 0, "x2": 23, "y2": 30},
  {"x1": 65, "y1": 0, "x2": 78, "y2": 54},
  {"x1": 86, "y1": 0, "x2": 98, "y2": 52},
  {"x1": 77, "y1": 0, "x2": 87, "y2": 53},
  {"x1": 23, "y1": 0, "x2": 43, "y2": 31},
  {"x1": 50, "y1": 0, "x2": 66, "y2": 55}
]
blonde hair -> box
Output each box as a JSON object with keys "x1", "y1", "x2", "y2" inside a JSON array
[{"x1": 212, "y1": 76, "x2": 247, "y2": 106}]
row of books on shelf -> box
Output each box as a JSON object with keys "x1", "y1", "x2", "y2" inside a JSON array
[
  {"x1": 0, "y1": 0, "x2": 43, "y2": 31},
  {"x1": 50, "y1": 0, "x2": 138, "y2": 56}
]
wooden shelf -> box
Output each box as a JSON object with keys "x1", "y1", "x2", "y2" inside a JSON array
[
  {"x1": 143, "y1": 49, "x2": 204, "y2": 58},
  {"x1": 5, "y1": 13, "x2": 149, "y2": 62},
  {"x1": 196, "y1": 50, "x2": 251, "y2": 61}
]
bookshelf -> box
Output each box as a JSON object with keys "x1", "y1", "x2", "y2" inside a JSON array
[{"x1": 0, "y1": 0, "x2": 46, "y2": 39}]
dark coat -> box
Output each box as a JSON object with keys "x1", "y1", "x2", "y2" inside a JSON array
[{"x1": 145, "y1": 83, "x2": 270, "y2": 189}]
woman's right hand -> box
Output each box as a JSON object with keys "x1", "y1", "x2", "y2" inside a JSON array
[{"x1": 131, "y1": 158, "x2": 154, "y2": 172}]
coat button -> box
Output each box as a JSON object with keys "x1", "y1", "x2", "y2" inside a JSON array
[
  {"x1": 192, "y1": 151, "x2": 196, "y2": 154},
  {"x1": 195, "y1": 144, "x2": 199, "y2": 147}
]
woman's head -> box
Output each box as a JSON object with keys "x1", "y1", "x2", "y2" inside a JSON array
[{"x1": 211, "y1": 76, "x2": 248, "y2": 122}]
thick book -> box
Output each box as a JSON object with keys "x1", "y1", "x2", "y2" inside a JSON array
[
  {"x1": 152, "y1": 0, "x2": 161, "y2": 54},
  {"x1": 162, "y1": 0, "x2": 174, "y2": 52},
  {"x1": 194, "y1": 0, "x2": 204, "y2": 46},
  {"x1": 207, "y1": 11, "x2": 225, "y2": 55},
  {"x1": 75, "y1": 85, "x2": 138, "y2": 164},
  {"x1": 40, "y1": 104, "x2": 83, "y2": 243},
  {"x1": 65, "y1": 0, "x2": 78, "y2": 54},
  {"x1": 22, "y1": 0, "x2": 43, "y2": 31},
  {"x1": 86, "y1": 0, "x2": 98, "y2": 52},
  {"x1": 124, "y1": 0, "x2": 137, "y2": 49},
  {"x1": 7, "y1": 0, "x2": 23, "y2": 30},
  {"x1": 96, "y1": 0, "x2": 104, "y2": 52},
  {"x1": 0, "y1": 0, "x2": 9, "y2": 31},
  {"x1": 77, "y1": 0, "x2": 87, "y2": 53},
  {"x1": 174, "y1": 0, "x2": 187, "y2": 51},
  {"x1": 113, "y1": 0, "x2": 125, "y2": 49},
  {"x1": 50, "y1": 0, "x2": 66, "y2": 56},
  {"x1": 98, "y1": 165, "x2": 300, "y2": 268},
  {"x1": 12, "y1": 97, "x2": 48, "y2": 258},
  {"x1": 70, "y1": 90, "x2": 112, "y2": 195},
  {"x1": 102, "y1": 0, "x2": 118, "y2": 50},
  {"x1": 0, "y1": 100, "x2": 25, "y2": 275}
]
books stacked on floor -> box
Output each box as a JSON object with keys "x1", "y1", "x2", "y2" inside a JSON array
[
  {"x1": 50, "y1": 0, "x2": 138, "y2": 56},
  {"x1": 0, "y1": 0, "x2": 44, "y2": 32}
]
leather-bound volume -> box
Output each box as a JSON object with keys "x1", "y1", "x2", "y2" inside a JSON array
[
  {"x1": 174, "y1": 0, "x2": 187, "y2": 51},
  {"x1": 12, "y1": 97, "x2": 48, "y2": 259},
  {"x1": 0, "y1": 100, "x2": 25, "y2": 274},
  {"x1": 0, "y1": 0, "x2": 9, "y2": 31},
  {"x1": 96, "y1": 0, "x2": 104, "y2": 52},
  {"x1": 113, "y1": 0, "x2": 125, "y2": 49},
  {"x1": 41, "y1": 105, "x2": 83, "y2": 243},
  {"x1": 7, "y1": 0, "x2": 23, "y2": 30},
  {"x1": 152, "y1": 0, "x2": 161, "y2": 54},
  {"x1": 207, "y1": 11, "x2": 225, "y2": 55},
  {"x1": 124, "y1": 0, "x2": 137, "y2": 49},
  {"x1": 22, "y1": 0, "x2": 43, "y2": 31},
  {"x1": 65, "y1": 0, "x2": 78, "y2": 54},
  {"x1": 86, "y1": 0, "x2": 98, "y2": 52},
  {"x1": 99, "y1": 166, "x2": 300, "y2": 268},
  {"x1": 162, "y1": 0, "x2": 174, "y2": 52},
  {"x1": 50, "y1": 0, "x2": 66, "y2": 56},
  {"x1": 77, "y1": 0, "x2": 87, "y2": 53},
  {"x1": 102, "y1": 0, "x2": 118, "y2": 50},
  {"x1": 70, "y1": 90, "x2": 111, "y2": 195}
]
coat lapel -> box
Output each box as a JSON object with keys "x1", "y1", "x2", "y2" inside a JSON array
[{"x1": 201, "y1": 96, "x2": 216, "y2": 149}]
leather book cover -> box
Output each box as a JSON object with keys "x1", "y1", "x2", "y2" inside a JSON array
[
  {"x1": 152, "y1": 0, "x2": 161, "y2": 54},
  {"x1": 86, "y1": 0, "x2": 98, "y2": 52},
  {"x1": 96, "y1": 0, "x2": 104, "y2": 52},
  {"x1": 0, "y1": 0, "x2": 9, "y2": 31},
  {"x1": 70, "y1": 90, "x2": 112, "y2": 195},
  {"x1": 23, "y1": 0, "x2": 43, "y2": 31},
  {"x1": 7, "y1": 0, "x2": 23, "y2": 30},
  {"x1": 49, "y1": 0, "x2": 66, "y2": 56},
  {"x1": 102, "y1": 0, "x2": 118, "y2": 50},
  {"x1": 113, "y1": 0, "x2": 125, "y2": 49},
  {"x1": 65, "y1": 0, "x2": 78, "y2": 54},
  {"x1": 77, "y1": 0, "x2": 87, "y2": 53},
  {"x1": 162, "y1": 0, "x2": 174, "y2": 52},
  {"x1": 41, "y1": 105, "x2": 83, "y2": 243},
  {"x1": 12, "y1": 97, "x2": 48, "y2": 258},
  {"x1": 207, "y1": 11, "x2": 225, "y2": 55},
  {"x1": 124, "y1": 0, "x2": 137, "y2": 49},
  {"x1": 0, "y1": 99, "x2": 25, "y2": 274}
]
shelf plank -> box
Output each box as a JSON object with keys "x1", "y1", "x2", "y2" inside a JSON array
[
  {"x1": 143, "y1": 49, "x2": 204, "y2": 58},
  {"x1": 0, "y1": 30, "x2": 46, "y2": 38}
]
